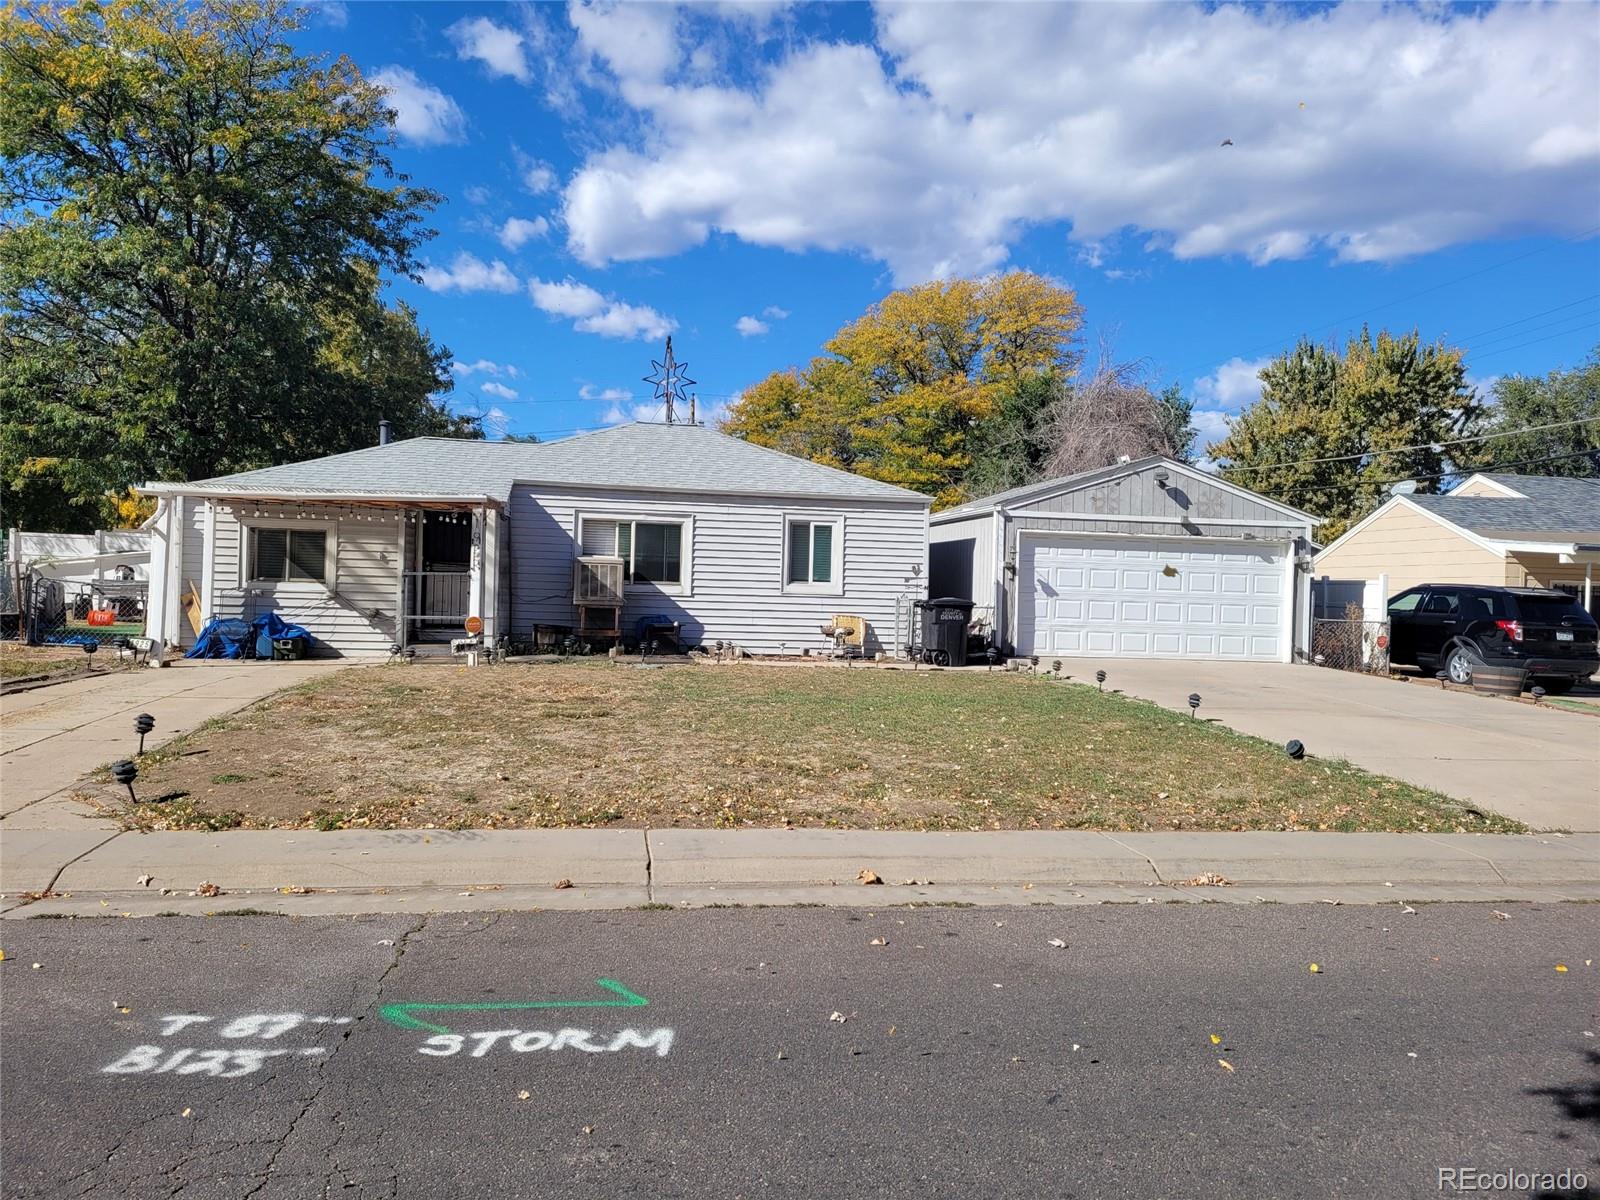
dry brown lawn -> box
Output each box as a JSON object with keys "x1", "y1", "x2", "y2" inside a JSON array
[{"x1": 89, "y1": 660, "x2": 1520, "y2": 834}]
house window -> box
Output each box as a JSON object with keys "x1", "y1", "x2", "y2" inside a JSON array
[
  {"x1": 581, "y1": 518, "x2": 683, "y2": 586},
  {"x1": 251, "y1": 528, "x2": 327, "y2": 583},
  {"x1": 786, "y1": 519, "x2": 839, "y2": 588}
]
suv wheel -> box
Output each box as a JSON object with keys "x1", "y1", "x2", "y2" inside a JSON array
[{"x1": 1445, "y1": 645, "x2": 1479, "y2": 685}]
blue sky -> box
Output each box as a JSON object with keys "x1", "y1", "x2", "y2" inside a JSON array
[{"x1": 298, "y1": 1, "x2": 1600, "y2": 451}]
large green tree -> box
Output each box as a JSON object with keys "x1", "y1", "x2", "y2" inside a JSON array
[
  {"x1": 0, "y1": 0, "x2": 474, "y2": 532},
  {"x1": 1462, "y1": 350, "x2": 1600, "y2": 478},
  {"x1": 1208, "y1": 328, "x2": 1478, "y2": 540},
  {"x1": 721, "y1": 272, "x2": 1083, "y2": 508}
]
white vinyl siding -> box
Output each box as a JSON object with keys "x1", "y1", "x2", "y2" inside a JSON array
[
  {"x1": 514, "y1": 487, "x2": 925, "y2": 655},
  {"x1": 179, "y1": 500, "x2": 410, "y2": 656}
]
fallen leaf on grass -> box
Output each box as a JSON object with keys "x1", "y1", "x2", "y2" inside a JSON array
[
  {"x1": 857, "y1": 869, "x2": 883, "y2": 886},
  {"x1": 552, "y1": 879, "x2": 573, "y2": 890},
  {"x1": 1218, "y1": 1059, "x2": 1235, "y2": 1072},
  {"x1": 1048, "y1": 939, "x2": 1066, "y2": 948}
]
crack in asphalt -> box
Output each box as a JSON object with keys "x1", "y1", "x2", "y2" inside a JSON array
[{"x1": 235, "y1": 916, "x2": 429, "y2": 1200}]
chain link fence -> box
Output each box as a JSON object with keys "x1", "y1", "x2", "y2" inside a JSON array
[
  {"x1": 11, "y1": 572, "x2": 148, "y2": 648},
  {"x1": 1311, "y1": 609, "x2": 1391, "y2": 675}
]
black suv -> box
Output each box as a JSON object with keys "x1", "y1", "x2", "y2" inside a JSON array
[{"x1": 1387, "y1": 584, "x2": 1599, "y2": 692}]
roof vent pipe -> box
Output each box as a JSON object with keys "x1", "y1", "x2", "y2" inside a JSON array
[{"x1": 378, "y1": 419, "x2": 392, "y2": 446}]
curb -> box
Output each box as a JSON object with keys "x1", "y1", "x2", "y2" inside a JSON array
[{"x1": 3, "y1": 829, "x2": 1596, "y2": 917}]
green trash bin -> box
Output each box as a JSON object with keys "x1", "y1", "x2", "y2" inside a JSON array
[{"x1": 272, "y1": 637, "x2": 308, "y2": 661}]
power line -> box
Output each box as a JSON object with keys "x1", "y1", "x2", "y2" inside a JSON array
[
  {"x1": 1452, "y1": 294, "x2": 1599, "y2": 343},
  {"x1": 1222, "y1": 415, "x2": 1600, "y2": 473},
  {"x1": 1345, "y1": 447, "x2": 1599, "y2": 488},
  {"x1": 1465, "y1": 321, "x2": 1600, "y2": 363},
  {"x1": 1461, "y1": 310, "x2": 1600, "y2": 354},
  {"x1": 1218, "y1": 225, "x2": 1600, "y2": 365}
]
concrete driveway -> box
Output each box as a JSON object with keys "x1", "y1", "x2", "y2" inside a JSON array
[
  {"x1": 1, "y1": 660, "x2": 350, "y2": 830},
  {"x1": 1072, "y1": 659, "x2": 1599, "y2": 831}
]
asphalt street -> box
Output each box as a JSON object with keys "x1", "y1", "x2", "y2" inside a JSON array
[{"x1": 1, "y1": 904, "x2": 1596, "y2": 1200}]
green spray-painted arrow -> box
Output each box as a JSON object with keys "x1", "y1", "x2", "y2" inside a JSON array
[{"x1": 378, "y1": 978, "x2": 648, "y2": 1035}]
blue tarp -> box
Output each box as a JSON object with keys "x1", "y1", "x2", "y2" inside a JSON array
[{"x1": 186, "y1": 613, "x2": 312, "y2": 660}]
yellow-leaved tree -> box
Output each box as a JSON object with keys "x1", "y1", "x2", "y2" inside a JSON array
[{"x1": 721, "y1": 272, "x2": 1082, "y2": 508}]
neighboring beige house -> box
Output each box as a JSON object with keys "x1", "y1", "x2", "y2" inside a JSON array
[{"x1": 1314, "y1": 473, "x2": 1600, "y2": 613}]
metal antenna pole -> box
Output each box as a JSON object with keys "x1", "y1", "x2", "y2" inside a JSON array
[{"x1": 644, "y1": 338, "x2": 697, "y2": 426}]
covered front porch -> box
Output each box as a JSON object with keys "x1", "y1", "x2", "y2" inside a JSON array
[
  {"x1": 141, "y1": 486, "x2": 507, "y2": 658},
  {"x1": 1503, "y1": 543, "x2": 1600, "y2": 617}
]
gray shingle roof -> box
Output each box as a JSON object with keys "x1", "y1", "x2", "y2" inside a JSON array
[
  {"x1": 182, "y1": 423, "x2": 928, "y2": 505},
  {"x1": 1410, "y1": 473, "x2": 1600, "y2": 539}
]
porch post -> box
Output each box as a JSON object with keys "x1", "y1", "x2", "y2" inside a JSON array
[
  {"x1": 1586, "y1": 562, "x2": 1593, "y2": 617},
  {"x1": 467, "y1": 504, "x2": 485, "y2": 637},
  {"x1": 395, "y1": 510, "x2": 409, "y2": 649},
  {"x1": 480, "y1": 505, "x2": 500, "y2": 643}
]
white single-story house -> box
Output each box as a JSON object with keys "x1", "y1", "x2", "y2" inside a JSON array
[
  {"x1": 1314, "y1": 473, "x2": 1600, "y2": 615},
  {"x1": 139, "y1": 422, "x2": 931, "y2": 658},
  {"x1": 929, "y1": 456, "x2": 1320, "y2": 662}
]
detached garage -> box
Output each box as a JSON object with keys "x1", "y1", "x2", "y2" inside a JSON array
[{"x1": 929, "y1": 457, "x2": 1319, "y2": 662}]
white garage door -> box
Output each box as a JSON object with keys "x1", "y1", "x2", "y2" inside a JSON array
[{"x1": 1019, "y1": 535, "x2": 1289, "y2": 661}]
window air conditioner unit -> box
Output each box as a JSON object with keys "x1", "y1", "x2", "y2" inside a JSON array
[{"x1": 573, "y1": 556, "x2": 625, "y2": 605}]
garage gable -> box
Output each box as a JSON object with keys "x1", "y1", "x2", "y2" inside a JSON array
[{"x1": 1007, "y1": 459, "x2": 1311, "y2": 532}]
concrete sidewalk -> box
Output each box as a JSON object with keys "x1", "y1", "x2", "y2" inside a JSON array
[
  {"x1": 3, "y1": 828, "x2": 1595, "y2": 917},
  {"x1": 1072, "y1": 659, "x2": 1600, "y2": 831},
  {"x1": 0, "y1": 661, "x2": 349, "y2": 829}
]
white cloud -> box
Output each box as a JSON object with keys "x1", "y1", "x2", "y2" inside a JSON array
[
  {"x1": 513, "y1": 147, "x2": 558, "y2": 194},
  {"x1": 528, "y1": 277, "x2": 606, "y2": 318},
  {"x1": 577, "y1": 301, "x2": 677, "y2": 341},
  {"x1": 370, "y1": 67, "x2": 467, "y2": 147},
  {"x1": 463, "y1": 185, "x2": 492, "y2": 206},
  {"x1": 498, "y1": 216, "x2": 550, "y2": 250},
  {"x1": 734, "y1": 315, "x2": 769, "y2": 337},
  {"x1": 602, "y1": 400, "x2": 668, "y2": 425},
  {"x1": 306, "y1": 1, "x2": 347, "y2": 28},
  {"x1": 480, "y1": 381, "x2": 519, "y2": 400},
  {"x1": 1194, "y1": 357, "x2": 1270, "y2": 411},
  {"x1": 419, "y1": 252, "x2": 520, "y2": 294},
  {"x1": 528, "y1": 277, "x2": 676, "y2": 341},
  {"x1": 579, "y1": 384, "x2": 634, "y2": 403},
  {"x1": 482, "y1": 407, "x2": 512, "y2": 439},
  {"x1": 762, "y1": 305, "x2": 789, "y2": 320},
  {"x1": 453, "y1": 359, "x2": 520, "y2": 378},
  {"x1": 448, "y1": 16, "x2": 532, "y2": 83},
  {"x1": 557, "y1": 3, "x2": 1600, "y2": 282}
]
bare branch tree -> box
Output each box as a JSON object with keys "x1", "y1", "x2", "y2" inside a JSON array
[{"x1": 1039, "y1": 337, "x2": 1182, "y2": 477}]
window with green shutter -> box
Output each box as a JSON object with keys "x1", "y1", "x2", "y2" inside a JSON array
[{"x1": 787, "y1": 520, "x2": 838, "y2": 587}]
